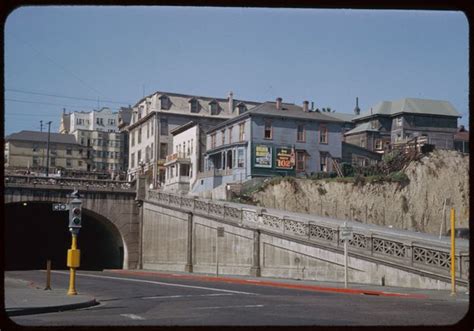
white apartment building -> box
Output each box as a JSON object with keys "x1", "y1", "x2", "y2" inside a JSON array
[
  {"x1": 60, "y1": 107, "x2": 130, "y2": 174},
  {"x1": 163, "y1": 122, "x2": 200, "y2": 193},
  {"x1": 126, "y1": 91, "x2": 260, "y2": 186}
]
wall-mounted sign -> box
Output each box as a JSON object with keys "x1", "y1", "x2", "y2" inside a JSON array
[
  {"x1": 275, "y1": 147, "x2": 294, "y2": 169},
  {"x1": 254, "y1": 144, "x2": 272, "y2": 168}
]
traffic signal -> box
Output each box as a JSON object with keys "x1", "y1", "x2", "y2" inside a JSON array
[{"x1": 68, "y1": 199, "x2": 82, "y2": 229}]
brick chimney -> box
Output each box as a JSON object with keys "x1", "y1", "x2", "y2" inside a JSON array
[
  {"x1": 303, "y1": 100, "x2": 309, "y2": 112},
  {"x1": 276, "y1": 97, "x2": 282, "y2": 110},
  {"x1": 354, "y1": 97, "x2": 361, "y2": 115},
  {"x1": 228, "y1": 91, "x2": 234, "y2": 113}
]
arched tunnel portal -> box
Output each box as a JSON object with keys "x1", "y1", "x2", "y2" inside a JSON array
[{"x1": 5, "y1": 201, "x2": 124, "y2": 271}]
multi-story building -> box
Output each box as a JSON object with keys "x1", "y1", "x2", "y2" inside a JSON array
[
  {"x1": 5, "y1": 130, "x2": 87, "y2": 173},
  {"x1": 192, "y1": 98, "x2": 345, "y2": 194},
  {"x1": 344, "y1": 98, "x2": 461, "y2": 153},
  {"x1": 60, "y1": 107, "x2": 131, "y2": 174},
  {"x1": 126, "y1": 91, "x2": 260, "y2": 186}
]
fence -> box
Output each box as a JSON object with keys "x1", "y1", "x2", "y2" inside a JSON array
[{"x1": 147, "y1": 190, "x2": 469, "y2": 282}]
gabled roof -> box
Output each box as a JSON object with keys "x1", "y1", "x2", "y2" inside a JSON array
[
  {"x1": 170, "y1": 121, "x2": 198, "y2": 136},
  {"x1": 207, "y1": 101, "x2": 345, "y2": 133},
  {"x1": 6, "y1": 130, "x2": 79, "y2": 145},
  {"x1": 354, "y1": 98, "x2": 461, "y2": 121},
  {"x1": 344, "y1": 122, "x2": 379, "y2": 135}
]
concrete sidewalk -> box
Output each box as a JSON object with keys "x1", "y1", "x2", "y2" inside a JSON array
[
  {"x1": 4, "y1": 277, "x2": 98, "y2": 316},
  {"x1": 105, "y1": 269, "x2": 470, "y2": 302}
]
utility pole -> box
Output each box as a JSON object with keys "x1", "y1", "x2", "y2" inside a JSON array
[
  {"x1": 46, "y1": 121, "x2": 52, "y2": 177},
  {"x1": 40, "y1": 120, "x2": 43, "y2": 132}
]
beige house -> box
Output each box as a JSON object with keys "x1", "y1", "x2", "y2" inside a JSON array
[
  {"x1": 127, "y1": 90, "x2": 260, "y2": 186},
  {"x1": 5, "y1": 131, "x2": 87, "y2": 173}
]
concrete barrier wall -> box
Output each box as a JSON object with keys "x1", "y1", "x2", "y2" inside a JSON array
[{"x1": 142, "y1": 199, "x2": 467, "y2": 290}]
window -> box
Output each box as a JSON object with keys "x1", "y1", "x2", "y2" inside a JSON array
[
  {"x1": 375, "y1": 139, "x2": 383, "y2": 150},
  {"x1": 138, "y1": 106, "x2": 144, "y2": 120},
  {"x1": 150, "y1": 143, "x2": 153, "y2": 159},
  {"x1": 33, "y1": 156, "x2": 39, "y2": 166},
  {"x1": 221, "y1": 130, "x2": 225, "y2": 145},
  {"x1": 297, "y1": 124, "x2": 305, "y2": 142},
  {"x1": 32, "y1": 144, "x2": 39, "y2": 152},
  {"x1": 66, "y1": 148, "x2": 72, "y2": 155},
  {"x1": 237, "y1": 148, "x2": 245, "y2": 168},
  {"x1": 264, "y1": 120, "x2": 272, "y2": 139},
  {"x1": 151, "y1": 119, "x2": 154, "y2": 136},
  {"x1": 396, "y1": 117, "x2": 403, "y2": 128},
  {"x1": 320, "y1": 153, "x2": 328, "y2": 172},
  {"x1": 131, "y1": 153, "x2": 135, "y2": 168},
  {"x1": 66, "y1": 159, "x2": 72, "y2": 168},
  {"x1": 160, "y1": 96, "x2": 170, "y2": 110},
  {"x1": 108, "y1": 119, "x2": 115, "y2": 125},
  {"x1": 137, "y1": 150, "x2": 142, "y2": 164},
  {"x1": 160, "y1": 119, "x2": 168, "y2": 136},
  {"x1": 211, "y1": 134, "x2": 217, "y2": 148},
  {"x1": 296, "y1": 151, "x2": 306, "y2": 172},
  {"x1": 131, "y1": 129, "x2": 135, "y2": 146},
  {"x1": 96, "y1": 118, "x2": 104, "y2": 125},
  {"x1": 360, "y1": 137, "x2": 366, "y2": 148},
  {"x1": 50, "y1": 157, "x2": 56, "y2": 166},
  {"x1": 239, "y1": 123, "x2": 245, "y2": 141},
  {"x1": 147, "y1": 122, "x2": 150, "y2": 138},
  {"x1": 209, "y1": 101, "x2": 218, "y2": 115},
  {"x1": 78, "y1": 160, "x2": 83, "y2": 166},
  {"x1": 237, "y1": 104, "x2": 246, "y2": 114},
  {"x1": 160, "y1": 143, "x2": 168, "y2": 159},
  {"x1": 138, "y1": 128, "x2": 142, "y2": 144},
  {"x1": 228, "y1": 127, "x2": 233, "y2": 144},
  {"x1": 189, "y1": 99, "x2": 199, "y2": 113},
  {"x1": 320, "y1": 125, "x2": 328, "y2": 144}
]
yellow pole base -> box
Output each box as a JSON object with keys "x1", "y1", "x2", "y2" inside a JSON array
[{"x1": 67, "y1": 267, "x2": 77, "y2": 296}]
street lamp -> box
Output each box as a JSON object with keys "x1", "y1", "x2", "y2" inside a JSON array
[{"x1": 45, "y1": 121, "x2": 52, "y2": 177}]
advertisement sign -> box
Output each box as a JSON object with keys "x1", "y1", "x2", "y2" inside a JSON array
[
  {"x1": 254, "y1": 144, "x2": 272, "y2": 168},
  {"x1": 275, "y1": 147, "x2": 294, "y2": 169}
]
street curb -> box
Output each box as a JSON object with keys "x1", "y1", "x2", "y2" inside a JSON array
[
  {"x1": 104, "y1": 269, "x2": 428, "y2": 299},
  {"x1": 6, "y1": 298, "x2": 99, "y2": 317}
]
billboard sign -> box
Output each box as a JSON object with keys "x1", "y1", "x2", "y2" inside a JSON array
[
  {"x1": 254, "y1": 144, "x2": 272, "y2": 168},
  {"x1": 275, "y1": 147, "x2": 294, "y2": 169}
]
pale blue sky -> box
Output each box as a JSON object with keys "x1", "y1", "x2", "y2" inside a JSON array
[{"x1": 4, "y1": 7, "x2": 469, "y2": 135}]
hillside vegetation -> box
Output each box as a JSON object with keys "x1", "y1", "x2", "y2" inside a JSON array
[{"x1": 245, "y1": 149, "x2": 469, "y2": 235}]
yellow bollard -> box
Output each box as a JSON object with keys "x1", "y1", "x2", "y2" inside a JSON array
[
  {"x1": 450, "y1": 208, "x2": 456, "y2": 296},
  {"x1": 67, "y1": 233, "x2": 80, "y2": 295}
]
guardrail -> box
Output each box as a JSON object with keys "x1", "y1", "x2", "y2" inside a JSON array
[
  {"x1": 147, "y1": 190, "x2": 469, "y2": 282},
  {"x1": 5, "y1": 175, "x2": 135, "y2": 192}
]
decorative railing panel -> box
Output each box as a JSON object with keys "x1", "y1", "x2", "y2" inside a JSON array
[
  {"x1": 224, "y1": 206, "x2": 241, "y2": 221},
  {"x1": 242, "y1": 210, "x2": 257, "y2": 224},
  {"x1": 169, "y1": 195, "x2": 181, "y2": 206},
  {"x1": 284, "y1": 219, "x2": 308, "y2": 237},
  {"x1": 209, "y1": 203, "x2": 224, "y2": 217},
  {"x1": 181, "y1": 197, "x2": 193, "y2": 209},
  {"x1": 195, "y1": 200, "x2": 208, "y2": 213},
  {"x1": 262, "y1": 214, "x2": 282, "y2": 230},
  {"x1": 372, "y1": 237, "x2": 407, "y2": 258},
  {"x1": 413, "y1": 246, "x2": 450, "y2": 269},
  {"x1": 309, "y1": 224, "x2": 336, "y2": 242}
]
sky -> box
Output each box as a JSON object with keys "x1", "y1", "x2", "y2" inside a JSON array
[{"x1": 4, "y1": 6, "x2": 469, "y2": 135}]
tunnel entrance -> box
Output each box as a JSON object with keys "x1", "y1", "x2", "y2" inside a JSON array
[{"x1": 5, "y1": 202, "x2": 124, "y2": 271}]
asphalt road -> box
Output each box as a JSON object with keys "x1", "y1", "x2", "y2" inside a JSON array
[{"x1": 7, "y1": 270, "x2": 469, "y2": 326}]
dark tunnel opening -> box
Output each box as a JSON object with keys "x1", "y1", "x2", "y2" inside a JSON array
[{"x1": 5, "y1": 202, "x2": 124, "y2": 271}]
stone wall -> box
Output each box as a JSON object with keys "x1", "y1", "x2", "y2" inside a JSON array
[{"x1": 252, "y1": 150, "x2": 469, "y2": 235}]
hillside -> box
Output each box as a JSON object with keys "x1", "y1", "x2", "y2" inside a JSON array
[{"x1": 249, "y1": 149, "x2": 469, "y2": 235}]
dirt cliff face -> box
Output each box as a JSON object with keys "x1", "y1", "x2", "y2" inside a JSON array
[{"x1": 252, "y1": 150, "x2": 469, "y2": 235}]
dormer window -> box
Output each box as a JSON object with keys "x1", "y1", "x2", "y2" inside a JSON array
[
  {"x1": 189, "y1": 98, "x2": 199, "y2": 113},
  {"x1": 160, "y1": 95, "x2": 170, "y2": 110},
  {"x1": 237, "y1": 102, "x2": 247, "y2": 114},
  {"x1": 209, "y1": 100, "x2": 219, "y2": 115}
]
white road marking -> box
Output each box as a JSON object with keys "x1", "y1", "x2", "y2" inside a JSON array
[
  {"x1": 51, "y1": 271, "x2": 258, "y2": 296},
  {"x1": 120, "y1": 314, "x2": 145, "y2": 320},
  {"x1": 143, "y1": 293, "x2": 233, "y2": 300},
  {"x1": 194, "y1": 304, "x2": 264, "y2": 310}
]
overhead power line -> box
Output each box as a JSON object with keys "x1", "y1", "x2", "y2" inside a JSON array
[
  {"x1": 5, "y1": 98, "x2": 123, "y2": 111},
  {"x1": 6, "y1": 88, "x2": 133, "y2": 105}
]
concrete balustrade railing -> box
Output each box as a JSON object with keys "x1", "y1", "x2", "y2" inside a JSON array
[
  {"x1": 5, "y1": 175, "x2": 135, "y2": 192},
  {"x1": 147, "y1": 190, "x2": 469, "y2": 282}
]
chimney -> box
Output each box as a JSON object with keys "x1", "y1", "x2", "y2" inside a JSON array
[
  {"x1": 276, "y1": 97, "x2": 282, "y2": 110},
  {"x1": 354, "y1": 97, "x2": 361, "y2": 115},
  {"x1": 228, "y1": 91, "x2": 234, "y2": 112},
  {"x1": 303, "y1": 100, "x2": 309, "y2": 112},
  {"x1": 311, "y1": 101, "x2": 314, "y2": 111}
]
